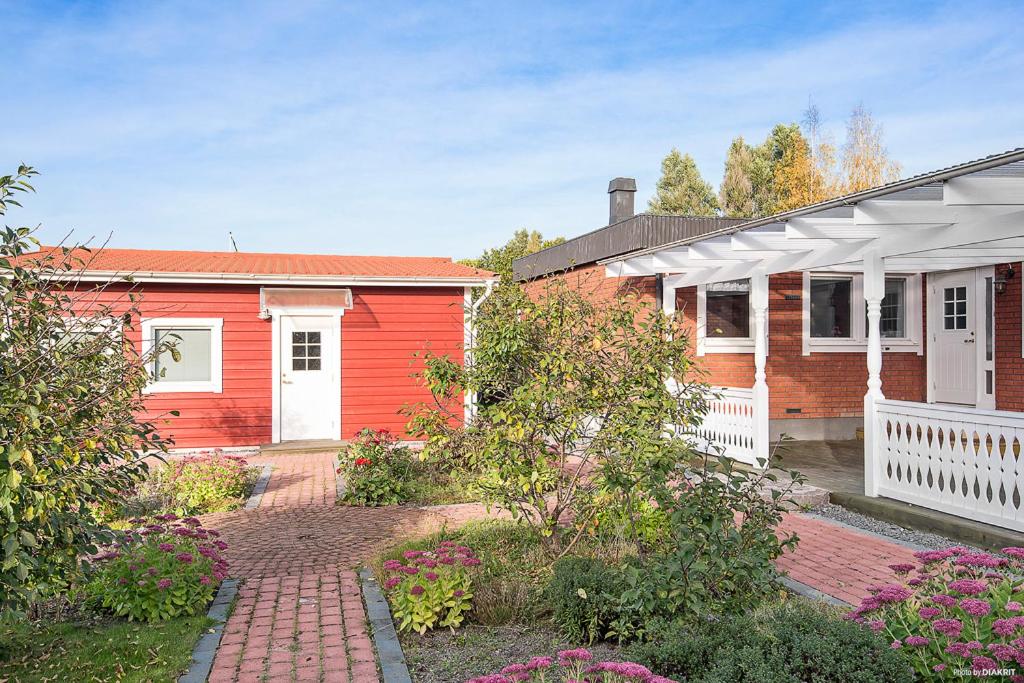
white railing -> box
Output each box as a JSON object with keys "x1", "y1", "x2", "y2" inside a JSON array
[
  {"x1": 691, "y1": 386, "x2": 757, "y2": 465},
  {"x1": 874, "y1": 399, "x2": 1024, "y2": 532}
]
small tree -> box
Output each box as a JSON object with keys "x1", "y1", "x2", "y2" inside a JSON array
[
  {"x1": 0, "y1": 166, "x2": 169, "y2": 611},
  {"x1": 649, "y1": 149, "x2": 719, "y2": 216},
  {"x1": 406, "y1": 275, "x2": 709, "y2": 558},
  {"x1": 842, "y1": 104, "x2": 901, "y2": 192}
]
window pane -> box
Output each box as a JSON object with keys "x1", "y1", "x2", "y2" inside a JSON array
[
  {"x1": 879, "y1": 278, "x2": 906, "y2": 338},
  {"x1": 810, "y1": 278, "x2": 852, "y2": 338},
  {"x1": 292, "y1": 358, "x2": 306, "y2": 371},
  {"x1": 155, "y1": 328, "x2": 212, "y2": 382},
  {"x1": 705, "y1": 279, "x2": 750, "y2": 338},
  {"x1": 307, "y1": 358, "x2": 321, "y2": 371}
]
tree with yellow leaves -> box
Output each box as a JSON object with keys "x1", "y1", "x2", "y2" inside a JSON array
[{"x1": 842, "y1": 104, "x2": 902, "y2": 192}]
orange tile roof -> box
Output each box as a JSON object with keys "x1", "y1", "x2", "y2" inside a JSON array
[{"x1": 19, "y1": 246, "x2": 493, "y2": 281}]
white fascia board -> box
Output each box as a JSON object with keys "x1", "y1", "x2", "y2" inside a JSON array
[
  {"x1": 730, "y1": 231, "x2": 832, "y2": 251},
  {"x1": 945, "y1": 177, "x2": 1024, "y2": 206},
  {"x1": 52, "y1": 271, "x2": 495, "y2": 288}
]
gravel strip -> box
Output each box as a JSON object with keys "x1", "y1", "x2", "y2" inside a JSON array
[{"x1": 810, "y1": 502, "x2": 981, "y2": 552}]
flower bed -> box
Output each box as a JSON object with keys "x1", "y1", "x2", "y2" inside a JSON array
[
  {"x1": 145, "y1": 453, "x2": 259, "y2": 515},
  {"x1": 467, "y1": 648, "x2": 677, "y2": 683},
  {"x1": 85, "y1": 514, "x2": 229, "y2": 622},
  {"x1": 338, "y1": 428, "x2": 414, "y2": 506},
  {"x1": 848, "y1": 546, "x2": 1024, "y2": 678}
]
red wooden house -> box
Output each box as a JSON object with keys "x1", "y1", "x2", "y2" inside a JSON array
[{"x1": 32, "y1": 246, "x2": 494, "y2": 450}]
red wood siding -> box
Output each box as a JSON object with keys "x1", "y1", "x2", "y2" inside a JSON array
[
  {"x1": 69, "y1": 282, "x2": 466, "y2": 449},
  {"x1": 341, "y1": 287, "x2": 465, "y2": 437},
  {"x1": 996, "y1": 263, "x2": 1024, "y2": 412}
]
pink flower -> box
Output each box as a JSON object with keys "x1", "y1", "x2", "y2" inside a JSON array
[
  {"x1": 932, "y1": 594, "x2": 958, "y2": 607},
  {"x1": 875, "y1": 585, "x2": 912, "y2": 603},
  {"x1": 949, "y1": 579, "x2": 989, "y2": 596},
  {"x1": 890, "y1": 640, "x2": 902, "y2": 649},
  {"x1": 1003, "y1": 547, "x2": 1024, "y2": 559},
  {"x1": 424, "y1": 572, "x2": 439, "y2": 582},
  {"x1": 401, "y1": 565, "x2": 420, "y2": 575},
  {"x1": 461, "y1": 558, "x2": 482, "y2": 567},
  {"x1": 933, "y1": 664, "x2": 946, "y2": 672},
  {"x1": 1008, "y1": 601, "x2": 1024, "y2": 612},
  {"x1": 524, "y1": 657, "x2": 553, "y2": 671},
  {"x1": 157, "y1": 578, "x2": 172, "y2": 590},
  {"x1": 384, "y1": 577, "x2": 401, "y2": 590},
  {"x1": 175, "y1": 552, "x2": 194, "y2": 564},
  {"x1": 918, "y1": 607, "x2": 941, "y2": 620},
  {"x1": 403, "y1": 550, "x2": 425, "y2": 559},
  {"x1": 888, "y1": 563, "x2": 916, "y2": 576},
  {"x1": 933, "y1": 618, "x2": 964, "y2": 637},
  {"x1": 453, "y1": 589, "x2": 465, "y2": 597},
  {"x1": 410, "y1": 585, "x2": 425, "y2": 596},
  {"x1": 382, "y1": 559, "x2": 404, "y2": 571},
  {"x1": 200, "y1": 575, "x2": 211, "y2": 585},
  {"x1": 960, "y1": 598, "x2": 992, "y2": 618},
  {"x1": 558, "y1": 648, "x2": 592, "y2": 663},
  {"x1": 956, "y1": 553, "x2": 1008, "y2": 570},
  {"x1": 972, "y1": 655, "x2": 998, "y2": 672},
  {"x1": 440, "y1": 556, "x2": 456, "y2": 565},
  {"x1": 988, "y1": 643, "x2": 1019, "y2": 662},
  {"x1": 868, "y1": 619, "x2": 886, "y2": 632},
  {"x1": 905, "y1": 636, "x2": 930, "y2": 647}
]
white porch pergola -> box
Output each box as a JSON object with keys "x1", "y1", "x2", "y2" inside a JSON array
[{"x1": 605, "y1": 150, "x2": 1024, "y2": 531}]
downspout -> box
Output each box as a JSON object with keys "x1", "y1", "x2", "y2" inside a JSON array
[{"x1": 465, "y1": 278, "x2": 497, "y2": 423}]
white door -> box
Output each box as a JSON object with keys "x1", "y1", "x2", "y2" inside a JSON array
[
  {"x1": 931, "y1": 270, "x2": 976, "y2": 405},
  {"x1": 279, "y1": 315, "x2": 339, "y2": 440}
]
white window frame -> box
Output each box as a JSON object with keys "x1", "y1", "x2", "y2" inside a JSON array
[
  {"x1": 141, "y1": 317, "x2": 223, "y2": 393},
  {"x1": 696, "y1": 280, "x2": 758, "y2": 355},
  {"x1": 802, "y1": 272, "x2": 922, "y2": 355}
]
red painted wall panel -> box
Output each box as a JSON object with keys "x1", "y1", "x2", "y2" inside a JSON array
[{"x1": 70, "y1": 282, "x2": 466, "y2": 449}]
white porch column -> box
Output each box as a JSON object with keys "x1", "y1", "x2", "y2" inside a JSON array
[
  {"x1": 863, "y1": 251, "x2": 885, "y2": 496},
  {"x1": 751, "y1": 268, "x2": 770, "y2": 467}
]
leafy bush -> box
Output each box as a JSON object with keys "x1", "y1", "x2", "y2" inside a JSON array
[
  {"x1": 84, "y1": 515, "x2": 228, "y2": 622},
  {"x1": 847, "y1": 546, "x2": 1024, "y2": 678},
  {"x1": 587, "y1": 494, "x2": 670, "y2": 552},
  {"x1": 406, "y1": 275, "x2": 708, "y2": 557},
  {"x1": 467, "y1": 648, "x2": 678, "y2": 683},
  {"x1": 625, "y1": 600, "x2": 913, "y2": 683},
  {"x1": 608, "y1": 453, "x2": 800, "y2": 640},
  {"x1": 545, "y1": 557, "x2": 623, "y2": 645},
  {"x1": 0, "y1": 168, "x2": 170, "y2": 611},
  {"x1": 379, "y1": 542, "x2": 479, "y2": 633},
  {"x1": 143, "y1": 453, "x2": 256, "y2": 515},
  {"x1": 338, "y1": 428, "x2": 413, "y2": 506},
  {"x1": 406, "y1": 460, "x2": 480, "y2": 506}
]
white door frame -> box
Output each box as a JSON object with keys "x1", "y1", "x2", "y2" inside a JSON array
[
  {"x1": 926, "y1": 267, "x2": 995, "y2": 409},
  {"x1": 269, "y1": 306, "x2": 346, "y2": 443}
]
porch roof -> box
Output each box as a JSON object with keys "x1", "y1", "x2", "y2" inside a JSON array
[{"x1": 603, "y1": 148, "x2": 1024, "y2": 287}]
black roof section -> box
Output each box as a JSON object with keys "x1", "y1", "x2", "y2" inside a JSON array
[{"x1": 513, "y1": 214, "x2": 746, "y2": 281}]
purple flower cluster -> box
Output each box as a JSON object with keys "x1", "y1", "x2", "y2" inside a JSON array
[{"x1": 468, "y1": 649, "x2": 678, "y2": 683}]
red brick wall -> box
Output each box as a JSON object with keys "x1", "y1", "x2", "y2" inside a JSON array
[
  {"x1": 995, "y1": 262, "x2": 1024, "y2": 412},
  {"x1": 522, "y1": 263, "x2": 657, "y2": 306},
  {"x1": 676, "y1": 272, "x2": 928, "y2": 420}
]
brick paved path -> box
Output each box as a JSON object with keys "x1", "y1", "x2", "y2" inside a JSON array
[
  {"x1": 199, "y1": 450, "x2": 924, "y2": 682},
  {"x1": 202, "y1": 451, "x2": 456, "y2": 683}
]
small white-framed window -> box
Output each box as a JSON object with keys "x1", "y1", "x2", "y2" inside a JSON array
[
  {"x1": 802, "y1": 272, "x2": 922, "y2": 355},
  {"x1": 697, "y1": 278, "x2": 756, "y2": 354},
  {"x1": 141, "y1": 317, "x2": 223, "y2": 393}
]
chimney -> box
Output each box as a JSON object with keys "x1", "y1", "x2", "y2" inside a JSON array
[{"x1": 607, "y1": 177, "x2": 636, "y2": 225}]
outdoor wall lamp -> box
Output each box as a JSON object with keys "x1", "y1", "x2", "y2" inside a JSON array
[{"x1": 995, "y1": 266, "x2": 1015, "y2": 295}]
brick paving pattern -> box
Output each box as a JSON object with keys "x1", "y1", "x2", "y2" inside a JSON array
[
  {"x1": 201, "y1": 449, "x2": 925, "y2": 681},
  {"x1": 203, "y1": 452, "x2": 457, "y2": 683}
]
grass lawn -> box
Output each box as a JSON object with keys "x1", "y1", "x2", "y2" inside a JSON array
[
  {"x1": 0, "y1": 613, "x2": 214, "y2": 682},
  {"x1": 405, "y1": 463, "x2": 480, "y2": 506}
]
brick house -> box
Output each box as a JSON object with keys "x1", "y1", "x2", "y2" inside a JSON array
[
  {"x1": 515, "y1": 148, "x2": 1024, "y2": 532},
  {"x1": 26, "y1": 247, "x2": 495, "y2": 450}
]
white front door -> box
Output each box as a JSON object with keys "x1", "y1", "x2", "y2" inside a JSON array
[
  {"x1": 279, "y1": 315, "x2": 340, "y2": 440},
  {"x1": 931, "y1": 270, "x2": 976, "y2": 405}
]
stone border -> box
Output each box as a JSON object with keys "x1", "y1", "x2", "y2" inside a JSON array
[
  {"x1": 333, "y1": 456, "x2": 346, "y2": 500},
  {"x1": 178, "y1": 577, "x2": 240, "y2": 683},
  {"x1": 359, "y1": 568, "x2": 412, "y2": 683},
  {"x1": 778, "y1": 575, "x2": 852, "y2": 608},
  {"x1": 244, "y1": 463, "x2": 274, "y2": 510}
]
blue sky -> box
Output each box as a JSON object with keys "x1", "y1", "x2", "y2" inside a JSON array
[{"x1": 3, "y1": 1, "x2": 1023, "y2": 260}]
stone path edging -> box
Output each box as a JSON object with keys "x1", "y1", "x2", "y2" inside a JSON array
[
  {"x1": 778, "y1": 575, "x2": 852, "y2": 607},
  {"x1": 244, "y1": 464, "x2": 274, "y2": 510},
  {"x1": 360, "y1": 568, "x2": 413, "y2": 683},
  {"x1": 333, "y1": 456, "x2": 346, "y2": 499},
  {"x1": 178, "y1": 578, "x2": 240, "y2": 683}
]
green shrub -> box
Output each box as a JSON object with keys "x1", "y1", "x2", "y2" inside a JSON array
[
  {"x1": 0, "y1": 169, "x2": 169, "y2": 611},
  {"x1": 545, "y1": 557, "x2": 623, "y2": 644},
  {"x1": 84, "y1": 515, "x2": 228, "y2": 622},
  {"x1": 609, "y1": 454, "x2": 800, "y2": 640},
  {"x1": 338, "y1": 428, "x2": 412, "y2": 506},
  {"x1": 380, "y1": 542, "x2": 478, "y2": 633},
  {"x1": 145, "y1": 453, "x2": 255, "y2": 514},
  {"x1": 625, "y1": 600, "x2": 914, "y2": 683}
]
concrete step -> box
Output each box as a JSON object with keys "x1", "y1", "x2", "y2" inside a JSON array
[
  {"x1": 830, "y1": 490, "x2": 1024, "y2": 552},
  {"x1": 259, "y1": 439, "x2": 347, "y2": 455}
]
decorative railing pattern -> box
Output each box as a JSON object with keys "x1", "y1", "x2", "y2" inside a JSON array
[
  {"x1": 874, "y1": 399, "x2": 1024, "y2": 532},
  {"x1": 691, "y1": 386, "x2": 757, "y2": 465}
]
